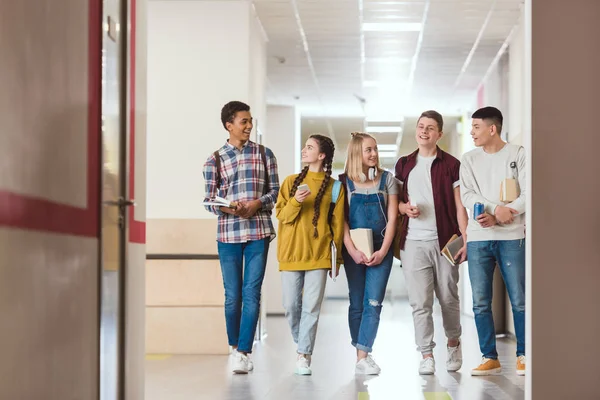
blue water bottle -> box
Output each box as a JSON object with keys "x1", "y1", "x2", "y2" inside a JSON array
[{"x1": 474, "y1": 202, "x2": 484, "y2": 220}]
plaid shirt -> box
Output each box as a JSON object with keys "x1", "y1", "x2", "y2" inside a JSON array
[{"x1": 203, "y1": 140, "x2": 280, "y2": 243}]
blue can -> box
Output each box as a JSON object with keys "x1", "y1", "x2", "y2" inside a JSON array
[{"x1": 474, "y1": 202, "x2": 484, "y2": 220}]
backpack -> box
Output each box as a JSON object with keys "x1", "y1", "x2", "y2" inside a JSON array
[
  {"x1": 327, "y1": 180, "x2": 343, "y2": 237},
  {"x1": 213, "y1": 144, "x2": 269, "y2": 194}
]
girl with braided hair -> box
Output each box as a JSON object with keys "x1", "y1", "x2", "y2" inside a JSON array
[{"x1": 275, "y1": 134, "x2": 345, "y2": 375}]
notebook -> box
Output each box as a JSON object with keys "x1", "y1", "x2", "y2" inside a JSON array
[
  {"x1": 350, "y1": 228, "x2": 374, "y2": 259},
  {"x1": 201, "y1": 196, "x2": 236, "y2": 208},
  {"x1": 330, "y1": 241, "x2": 338, "y2": 282},
  {"x1": 441, "y1": 234, "x2": 464, "y2": 266}
]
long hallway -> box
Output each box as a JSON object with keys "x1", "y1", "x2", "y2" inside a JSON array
[{"x1": 145, "y1": 299, "x2": 524, "y2": 400}]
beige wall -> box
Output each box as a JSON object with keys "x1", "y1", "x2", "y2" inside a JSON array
[{"x1": 529, "y1": 0, "x2": 600, "y2": 398}]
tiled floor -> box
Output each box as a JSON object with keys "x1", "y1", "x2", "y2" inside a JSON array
[{"x1": 145, "y1": 298, "x2": 525, "y2": 400}]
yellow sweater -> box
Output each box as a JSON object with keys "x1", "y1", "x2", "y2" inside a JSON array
[{"x1": 276, "y1": 171, "x2": 346, "y2": 271}]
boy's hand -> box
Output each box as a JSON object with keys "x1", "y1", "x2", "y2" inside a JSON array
[{"x1": 237, "y1": 200, "x2": 262, "y2": 218}]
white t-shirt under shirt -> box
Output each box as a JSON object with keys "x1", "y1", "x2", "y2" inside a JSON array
[
  {"x1": 460, "y1": 143, "x2": 526, "y2": 242},
  {"x1": 405, "y1": 155, "x2": 460, "y2": 241}
]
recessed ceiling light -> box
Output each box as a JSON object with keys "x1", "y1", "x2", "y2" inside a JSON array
[
  {"x1": 378, "y1": 151, "x2": 398, "y2": 158},
  {"x1": 366, "y1": 126, "x2": 403, "y2": 133},
  {"x1": 363, "y1": 80, "x2": 406, "y2": 88},
  {"x1": 378, "y1": 144, "x2": 398, "y2": 151},
  {"x1": 362, "y1": 22, "x2": 422, "y2": 32},
  {"x1": 366, "y1": 116, "x2": 405, "y2": 123}
]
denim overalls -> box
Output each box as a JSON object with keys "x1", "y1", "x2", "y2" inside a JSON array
[{"x1": 343, "y1": 171, "x2": 394, "y2": 353}]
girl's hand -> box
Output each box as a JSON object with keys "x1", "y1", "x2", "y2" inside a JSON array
[
  {"x1": 329, "y1": 267, "x2": 340, "y2": 279},
  {"x1": 366, "y1": 250, "x2": 385, "y2": 267},
  {"x1": 350, "y1": 248, "x2": 369, "y2": 265},
  {"x1": 294, "y1": 189, "x2": 310, "y2": 203}
]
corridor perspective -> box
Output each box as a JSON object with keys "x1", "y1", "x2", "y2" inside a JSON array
[
  {"x1": 1, "y1": 0, "x2": 599, "y2": 399},
  {"x1": 146, "y1": 299, "x2": 525, "y2": 400}
]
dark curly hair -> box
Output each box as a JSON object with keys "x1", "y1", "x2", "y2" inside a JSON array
[
  {"x1": 290, "y1": 134, "x2": 335, "y2": 238},
  {"x1": 220, "y1": 101, "x2": 250, "y2": 130}
]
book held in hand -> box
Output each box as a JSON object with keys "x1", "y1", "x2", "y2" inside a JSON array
[
  {"x1": 201, "y1": 196, "x2": 236, "y2": 208},
  {"x1": 441, "y1": 234, "x2": 464, "y2": 266},
  {"x1": 350, "y1": 228, "x2": 374, "y2": 259}
]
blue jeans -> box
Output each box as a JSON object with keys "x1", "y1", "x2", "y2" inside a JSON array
[
  {"x1": 217, "y1": 239, "x2": 269, "y2": 353},
  {"x1": 468, "y1": 239, "x2": 526, "y2": 359},
  {"x1": 344, "y1": 246, "x2": 393, "y2": 353}
]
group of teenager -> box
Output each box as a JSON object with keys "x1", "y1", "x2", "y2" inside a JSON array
[{"x1": 203, "y1": 101, "x2": 526, "y2": 378}]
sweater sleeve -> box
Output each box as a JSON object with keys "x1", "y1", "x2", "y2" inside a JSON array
[
  {"x1": 460, "y1": 155, "x2": 499, "y2": 215},
  {"x1": 275, "y1": 175, "x2": 303, "y2": 225},
  {"x1": 506, "y1": 146, "x2": 527, "y2": 214}
]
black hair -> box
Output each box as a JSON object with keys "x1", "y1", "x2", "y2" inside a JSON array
[
  {"x1": 472, "y1": 106, "x2": 503, "y2": 133},
  {"x1": 221, "y1": 101, "x2": 250, "y2": 130}
]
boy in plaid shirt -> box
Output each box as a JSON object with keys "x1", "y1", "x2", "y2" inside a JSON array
[{"x1": 203, "y1": 101, "x2": 279, "y2": 374}]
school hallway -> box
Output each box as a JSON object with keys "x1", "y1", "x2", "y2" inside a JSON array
[{"x1": 145, "y1": 299, "x2": 524, "y2": 400}]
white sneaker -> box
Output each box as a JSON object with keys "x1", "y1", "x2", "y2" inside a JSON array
[
  {"x1": 232, "y1": 349, "x2": 253, "y2": 371},
  {"x1": 446, "y1": 342, "x2": 463, "y2": 372},
  {"x1": 355, "y1": 355, "x2": 381, "y2": 375},
  {"x1": 294, "y1": 355, "x2": 312, "y2": 375},
  {"x1": 232, "y1": 352, "x2": 249, "y2": 374},
  {"x1": 419, "y1": 356, "x2": 436, "y2": 375}
]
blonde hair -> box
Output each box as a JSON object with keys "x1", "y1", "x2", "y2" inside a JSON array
[{"x1": 344, "y1": 132, "x2": 383, "y2": 182}]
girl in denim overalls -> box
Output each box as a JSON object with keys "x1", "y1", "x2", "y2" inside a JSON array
[{"x1": 340, "y1": 132, "x2": 399, "y2": 375}]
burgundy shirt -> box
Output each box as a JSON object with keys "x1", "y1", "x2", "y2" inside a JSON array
[{"x1": 394, "y1": 147, "x2": 461, "y2": 251}]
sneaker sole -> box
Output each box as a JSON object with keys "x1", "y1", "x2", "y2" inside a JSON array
[
  {"x1": 447, "y1": 364, "x2": 462, "y2": 372},
  {"x1": 516, "y1": 369, "x2": 525, "y2": 376},
  {"x1": 294, "y1": 368, "x2": 312, "y2": 376},
  {"x1": 471, "y1": 367, "x2": 502, "y2": 376},
  {"x1": 419, "y1": 370, "x2": 435, "y2": 375},
  {"x1": 356, "y1": 370, "x2": 381, "y2": 375},
  {"x1": 233, "y1": 369, "x2": 249, "y2": 374}
]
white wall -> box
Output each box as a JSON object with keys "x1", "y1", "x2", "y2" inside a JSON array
[
  {"x1": 263, "y1": 105, "x2": 300, "y2": 314},
  {"x1": 508, "y1": 16, "x2": 526, "y2": 146},
  {"x1": 147, "y1": 0, "x2": 266, "y2": 219}
]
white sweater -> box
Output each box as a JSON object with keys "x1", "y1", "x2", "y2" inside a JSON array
[{"x1": 460, "y1": 143, "x2": 526, "y2": 242}]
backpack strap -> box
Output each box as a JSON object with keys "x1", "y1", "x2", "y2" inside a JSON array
[
  {"x1": 214, "y1": 145, "x2": 270, "y2": 194},
  {"x1": 213, "y1": 150, "x2": 222, "y2": 190},
  {"x1": 338, "y1": 174, "x2": 350, "y2": 222},
  {"x1": 259, "y1": 144, "x2": 270, "y2": 194},
  {"x1": 327, "y1": 180, "x2": 342, "y2": 239}
]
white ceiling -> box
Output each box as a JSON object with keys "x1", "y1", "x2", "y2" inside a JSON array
[{"x1": 255, "y1": 0, "x2": 524, "y2": 119}]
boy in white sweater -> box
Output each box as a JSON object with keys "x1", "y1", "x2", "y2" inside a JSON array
[{"x1": 460, "y1": 107, "x2": 526, "y2": 377}]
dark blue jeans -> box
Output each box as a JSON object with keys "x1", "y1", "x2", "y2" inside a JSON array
[
  {"x1": 217, "y1": 239, "x2": 269, "y2": 353},
  {"x1": 467, "y1": 239, "x2": 526, "y2": 359}
]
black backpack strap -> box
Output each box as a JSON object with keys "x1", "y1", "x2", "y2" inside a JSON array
[
  {"x1": 213, "y1": 150, "x2": 221, "y2": 190},
  {"x1": 259, "y1": 144, "x2": 269, "y2": 194},
  {"x1": 338, "y1": 173, "x2": 350, "y2": 223}
]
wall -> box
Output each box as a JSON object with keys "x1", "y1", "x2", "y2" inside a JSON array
[
  {"x1": 147, "y1": 0, "x2": 253, "y2": 220},
  {"x1": 529, "y1": 1, "x2": 600, "y2": 398},
  {"x1": 0, "y1": 0, "x2": 100, "y2": 397},
  {"x1": 263, "y1": 106, "x2": 300, "y2": 314}
]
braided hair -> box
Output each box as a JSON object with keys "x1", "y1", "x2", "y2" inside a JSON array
[{"x1": 289, "y1": 134, "x2": 335, "y2": 238}]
